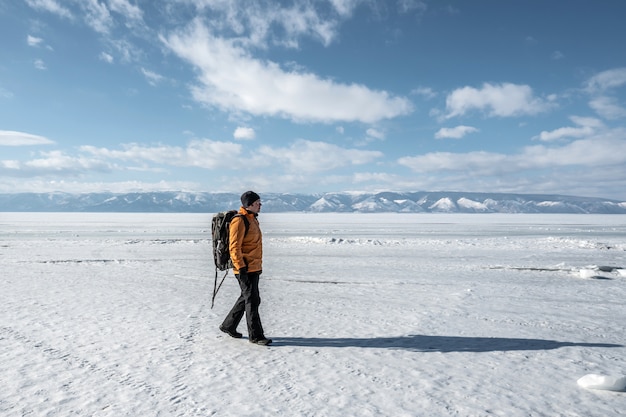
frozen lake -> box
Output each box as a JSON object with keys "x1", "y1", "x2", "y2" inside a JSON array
[{"x1": 1, "y1": 213, "x2": 625, "y2": 416}]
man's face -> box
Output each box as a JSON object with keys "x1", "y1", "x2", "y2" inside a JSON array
[{"x1": 247, "y1": 199, "x2": 262, "y2": 214}]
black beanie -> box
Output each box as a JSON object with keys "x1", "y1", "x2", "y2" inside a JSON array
[{"x1": 241, "y1": 191, "x2": 260, "y2": 207}]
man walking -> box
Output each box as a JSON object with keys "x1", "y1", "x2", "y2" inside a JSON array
[{"x1": 219, "y1": 191, "x2": 271, "y2": 346}]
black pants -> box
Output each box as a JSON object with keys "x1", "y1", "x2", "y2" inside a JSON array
[{"x1": 221, "y1": 271, "x2": 265, "y2": 340}]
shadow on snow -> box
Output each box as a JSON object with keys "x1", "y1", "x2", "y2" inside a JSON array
[{"x1": 272, "y1": 335, "x2": 622, "y2": 353}]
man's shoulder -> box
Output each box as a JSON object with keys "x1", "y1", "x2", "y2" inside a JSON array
[{"x1": 231, "y1": 213, "x2": 251, "y2": 234}]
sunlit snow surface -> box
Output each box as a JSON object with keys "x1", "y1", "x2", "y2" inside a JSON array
[{"x1": 1, "y1": 213, "x2": 625, "y2": 416}]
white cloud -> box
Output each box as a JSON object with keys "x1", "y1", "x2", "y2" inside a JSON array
[
  {"x1": 27, "y1": 0, "x2": 113, "y2": 33},
  {"x1": 1, "y1": 151, "x2": 112, "y2": 177},
  {"x1": 585, "y1": 67, "x2": 626, "y2": 92},
  {"x1": 10, "y1": 138, "x2": 381, "y2": 182},
  {"x1": 399, "y1": 127, "x2": 626, "y2": 175},
  {"x1": 0, "y1": 160, "x2": 21, "y2": 170},
  {"x1": 27, "y1": 35, "x2": 43, "y2": 47},
  {"x1": 366, "y1": 128, "x2": 385, "y2": 140},
  {"x1": 411, "y1": 86, "x2": 437, "y2": 99},
  {"x1": 589, "y1": 96, "x2": 626, "y2": 120},
  {"x1": 582, "y1": 68, "x2": 626, "y2": 120},
  {"x1": 532, "y1": 128, "x2": 584, "y2": 146},
  {"x1": 80, "y1": 139, "x2": 242, "y2": 169},
  {"x1": 520, "y1": 132, "x2": 626, "y2": 168},
  {"x1": 23, "y1": 150, "x2": 111, "y2": 173},
  {"x1": 397, "y1": 0, "x2": 428, "y2": 14},
  {"x1": 271, "y1": 3, "x2": 339, "y2": 47},
  {"x1": 163, "y1": 21, "x2": 412, "y2": 123},
  {"x1": 34, "y1": 59, "x2": 47, "y2": 70},
  {"x1": 80, "y1": 0, "x2": 113, "y2": 34},
  {"x1": 525, "y1": 36, "x2": 537, "y2": 44},
  {"x1": 444, "y1": 83, "x2": 555, "y2": 119},
  {"x1": 26, "y1": 0, "x2": 140, "y2": 38},
  {"x1": 0, "y1": 179, "x2": 202, "y2": 194},
  {"x1": 0, "y1": 130, "x2": 54, "y2": 146},
  {"x1": 551, "y1": 50, "x2": 564, "y2": 60},
  {"x1": 25, "y1": 0, "x2": 73, "y2": 19},
  {"x1": 257, "y1": 139, "x2": 383, "y2": 173},
  {"x1": 570, "y1": 115, "x2": 604, "y2": 129},
  {"x1": 109, "y1": 0, "x2": 143, "y2": 21},
  {"x1": 534, "y1": 116, "x2": 604, "y2": 142},
  {"x1": 233, "y1": 127, "x2": 256, "y2": 140},
  {"x1": 435, "y1": 125, "x2": 478, "y2": 139},
  {"x1": 0, "y1": 87, "x2": 13, "y2": 99},
  {"x1": 110, "y1": 39, "x2": 140, "y2": 63},
  {"x1": 99, "y1": 52, "x2": 114, "y2": 64},
  {"x1": 398, "y1": 151, "x2": 507, "y2": 174},
  {"x1": 180, "y1": 0, "x2": 342, "y2": 48},
  {"x1": 328, "y1": 0, "x2": 362, "y2": 17},
  {"x1": 140, "y1": 68, "x2": 164, "y2": 86}
]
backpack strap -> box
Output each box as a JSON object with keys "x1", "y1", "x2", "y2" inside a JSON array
[{"x1": 234, "y1": 213, "x2": 250, "y2": 236}]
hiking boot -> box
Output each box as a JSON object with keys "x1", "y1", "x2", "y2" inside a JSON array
[
  {"x1": 250, "y1": 338, "x2": 272, "y2": 346},
  {"x1": 219, "y1": 325, "x2": 243, "y2": 339}
]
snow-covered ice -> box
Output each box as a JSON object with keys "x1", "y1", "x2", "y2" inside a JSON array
[
  {"x1": 1, "y1": 212, "x2": 625, "y2": 416},
  {"x1": 577, "y1": 374, "x2": 626, "y2": 392}
]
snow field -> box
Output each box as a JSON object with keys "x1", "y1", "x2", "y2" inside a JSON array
[{"x1": 0, "y1": 213, "x2": 625, "y2": 416}]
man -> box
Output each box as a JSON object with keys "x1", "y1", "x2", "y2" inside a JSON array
[{"x1": 219, "y1": 191, "x2": 271, "y2": 346}]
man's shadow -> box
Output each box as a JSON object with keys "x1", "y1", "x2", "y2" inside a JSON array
[{"x1": 273, "y1": 335, "x2": 622, "y2": 353}]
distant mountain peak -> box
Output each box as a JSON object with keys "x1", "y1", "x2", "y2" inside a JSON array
[{"x1": 0, "y1": 191, "x2": 625, "y2": 213}]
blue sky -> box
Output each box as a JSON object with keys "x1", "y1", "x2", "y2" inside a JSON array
[{"x1": 1, "y1": 0, "x2": 626, "y2": 200}]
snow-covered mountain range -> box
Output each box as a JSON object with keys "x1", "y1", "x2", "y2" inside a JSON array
[{"x1": 1, "y1": 191, "x2": 625, "y2": 213}]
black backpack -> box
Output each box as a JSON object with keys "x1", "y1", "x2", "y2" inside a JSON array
[{"x1": 211, "y1": 210, "x2": 249, "y2": 308}]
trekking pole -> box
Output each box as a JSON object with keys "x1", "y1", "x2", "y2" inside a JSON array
[{"x1": 211, "y1": 269, "x2": 228, "y2": 309}]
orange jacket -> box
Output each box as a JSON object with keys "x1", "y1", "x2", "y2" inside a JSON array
[{"x1": 229, "y1": 207, "x2": 263, "y2": 274}]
